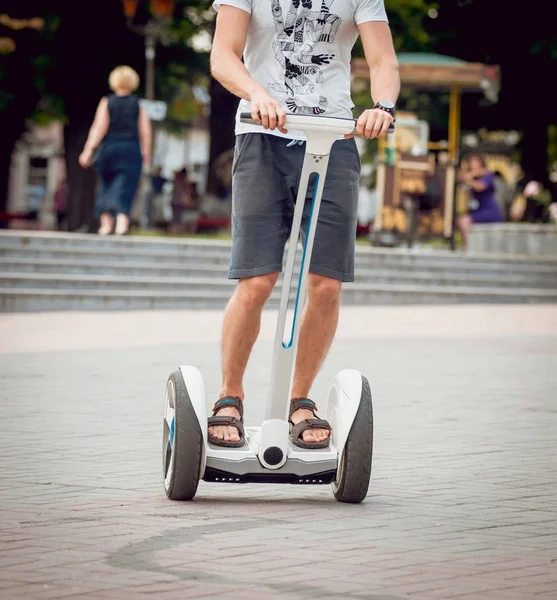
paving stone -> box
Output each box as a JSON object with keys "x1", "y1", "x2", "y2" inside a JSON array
[{"x1": 0, "y1": 306, "x2": 556, "y2": 599}]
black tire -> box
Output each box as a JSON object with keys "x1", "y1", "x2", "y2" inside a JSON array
[
  {"x1": 332, "y1": 376, "x2": 373, "y2": 504},
  {"x1": 163, "y1": 370, "x2": 203, "y2": 501}
]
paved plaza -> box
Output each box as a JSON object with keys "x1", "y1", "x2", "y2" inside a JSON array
[{"x1": 1, "y1": 305, "x2": 556, "y2": 600}]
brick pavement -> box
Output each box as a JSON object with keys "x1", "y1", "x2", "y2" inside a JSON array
[{"x1": 0, "y1": 305, "x2": 556, "y2": 600}]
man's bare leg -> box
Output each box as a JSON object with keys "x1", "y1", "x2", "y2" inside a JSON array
[
  {"x1": 209, "y1": 272, "x2": 279, "y2": 443},
  {"x1": 290, "y1": 273, "x2": 341, "y2": 444}
]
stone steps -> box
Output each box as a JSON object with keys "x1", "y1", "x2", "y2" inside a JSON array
[
  {"x1": 2, "y1": 283, "x2": 555, "y2": 313},
  {"x1": 1, "y1": 261, "x2": 556, "y2": 289},
  {"x1": 2, "y1": 240, "x2": 556, "y2": 276},
  {"x1": 3, "y1": 230, "x2": 557, "y2": 265},
  {"x1": 1, "y1": 231, "x2": 556, "y2": 311}
]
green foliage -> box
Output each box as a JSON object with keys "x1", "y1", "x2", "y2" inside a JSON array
[
  {"x1": 548, "y1": 125, "x2": 557, "y2": 173},
  {"x1": 2, "y1": 0, "x2": 441, "y2": 133},
  {"x1": 530, "y1": 38, "x2": 557, "y2": 60},
  {"x1": 386, "y1": 0, "x2": 438, "y2": 51},
  {"x1": 1, "y1": 2, "x2": 211, "y2": 127},
  {"x1": 0, "y1": 10, "x2": 60, "y2": 119},
  {"x1": 352, "y1": 0, "x2": 439, "y2": 163},
  {"x1": 154, "y1": 0, "x2": 213, "y2": 128},
  {"x1": 168, "y1": 0, "x2": 215, "y2": 46},
  {"x1": 352, "y1": 0, "x2": 437, "y2": 58},
  {"x1": 0, "y1": 89, "x2": 14, "y2": 113},
  {"x1": 164, "y1": 79, "x2": 208, "y2": 133},
  {"x1": 28, "y1": 94, "x2": 66, "y2": 126}
]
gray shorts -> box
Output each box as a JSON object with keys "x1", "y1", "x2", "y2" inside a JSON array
[{"x1": 230, "y1": 133, "x2": 361, "y2": 282}]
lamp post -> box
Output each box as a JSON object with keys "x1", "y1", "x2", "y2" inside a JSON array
[
  {"x1": 121, "y1": 0, "x2": 175, "y2": 102},
  {"x1": 121, "y1": 0, "x2": 174, "y2": 228}
]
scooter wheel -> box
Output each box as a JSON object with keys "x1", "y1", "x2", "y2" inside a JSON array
[
  {"x1": 163, "y1": 370, "x2": 203, "y2": 501},
  {"x1": 332, "y1": 375, "x2": 373, "y2": 503}
]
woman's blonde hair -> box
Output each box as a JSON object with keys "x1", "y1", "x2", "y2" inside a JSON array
[{"x1": 108, "y1": 66, "x2": 140, "y2": 93}]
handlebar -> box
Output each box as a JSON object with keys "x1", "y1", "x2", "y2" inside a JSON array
[{"x1": 240, "y1": 112, "x2": 395, "y2": 133}]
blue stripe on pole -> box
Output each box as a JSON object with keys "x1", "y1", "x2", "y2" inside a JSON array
[{"x1": 283, "y1": 173, "x2": 320, "y2": 350}]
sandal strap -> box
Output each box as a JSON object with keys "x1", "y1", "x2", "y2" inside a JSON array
[
  {"x1": 207, "y1": 415, "x2": 245, "y2": 437},
  {"x1": 289, "y1": 397, "x2": 318, "y2": 418},
  {"x1": 290, "y1": 418, "x2": 331, "y2": 441},
  {"x1": 212, "y1": 396, "x2": 243, "y2": 418}
]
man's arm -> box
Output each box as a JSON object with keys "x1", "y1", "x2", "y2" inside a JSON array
[
  {"x1": 210, "y1": 5, "x2": 286, "y2": 132},
  {"x1": 356, "y1": 21, "x2": 400, "y2": 139}
]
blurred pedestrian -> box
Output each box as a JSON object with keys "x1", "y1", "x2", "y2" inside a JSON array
[
  {"x1": 549, "y1": 202, "x2": 557, "y2": 224},
  {"x1": 510, "y1": 174, "x2": 552, "y2": 223},
  {"x1": 144, "y1": 166, "x2": 167, "y2": 228},
  {"x1": 522, "y1": 179, "x2": 552, "y2": 222},
  {"x1": 79, "y1": 66, "x2": 152, "y2": 235},
  {"x1": 169, "y1": 167, "x2": 199, "y2": 234},
  {"x1": 456, "y1": 153, "x2": 502, "y2": 249}
]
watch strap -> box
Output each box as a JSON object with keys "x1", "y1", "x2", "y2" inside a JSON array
[{"x1": 374, "y1": 101, "x2": 396, "y2": 120}]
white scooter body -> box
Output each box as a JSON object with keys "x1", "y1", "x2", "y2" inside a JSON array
[
  {"x1": 179, "y1": 365, "x2": 363, "y2": 484},
  {"x1": 165, "y1": 114, "x2": 379, "y2": 496}
]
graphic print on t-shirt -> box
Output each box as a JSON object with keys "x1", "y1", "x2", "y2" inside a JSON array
[{"x1": 268, "y1": 0, "x2": 342, "y2": 115}]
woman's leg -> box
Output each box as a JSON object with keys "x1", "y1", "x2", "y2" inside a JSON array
[
  {"x1": 95, "y1": 169, "x2": 114, "y2": 235},
  {"x1": 114, "y1": 146, "x2": 143, "y2": 231},
  {"x1": 98, "y1": 212, "x2": 114, "y2": 235},
  {"x1": 456, "y1": 214, "x2": 472, "y2": 249},
  {"x1": 111, "y1": 170, "x2": 130, "y2": 235},
  {"x1": 114, "y1": 213, "x2": 129, "y2": 235}
]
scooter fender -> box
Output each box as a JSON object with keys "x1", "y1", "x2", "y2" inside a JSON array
[
  {"x1": 325, "y1": 369, "x2": 363, "y2": 458},
  {"x1": 179, "y1": 365, "x2": 208, "y2": 477}
]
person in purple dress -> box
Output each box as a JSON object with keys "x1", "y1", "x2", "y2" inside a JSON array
[{"x1": 456, "y1": 153, "x2": 502, "y2": 249}]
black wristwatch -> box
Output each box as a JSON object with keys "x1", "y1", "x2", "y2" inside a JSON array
[{"x1": 374, "y1": 100, "x2": 396, "y2": 120}]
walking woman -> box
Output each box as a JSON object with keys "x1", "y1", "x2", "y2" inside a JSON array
[{"x1": 79, "y1": 66, "x2": 151, "y2": 235}]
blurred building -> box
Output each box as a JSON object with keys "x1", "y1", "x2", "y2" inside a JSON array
[
  {"x1": 153, "y1": 127, "x2": 209, "y2": 193},
  {"x1": 7, "y1": 122, "x2": 65, "y2": 228}
]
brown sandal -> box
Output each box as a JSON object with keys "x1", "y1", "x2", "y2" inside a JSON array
[
  {"x1": 289, "y1": 398, "x2": 331, "y2": 449},
  {"x1": 207, "y1": 397, "x2": 245, "y2": 448}
]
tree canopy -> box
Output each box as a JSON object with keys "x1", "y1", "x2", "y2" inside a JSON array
[
  {"x1": 428, "y1": 0, "x2": 557, "y2": 181},
  {"x1": 1, "y1": 0, "x2": 556, "y2": 220}
]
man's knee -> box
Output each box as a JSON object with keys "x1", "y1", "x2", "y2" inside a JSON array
[
  {"x1": 307, "y1": 273, "x2": 342, "y2": 306},
  {"x1": 237, "y1": 272, "x2": 279, "y2": 309}
]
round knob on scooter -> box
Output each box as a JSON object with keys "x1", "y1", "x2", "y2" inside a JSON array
[{"x1": 263, "y1": 446, "x2": 284, "y2": 466}]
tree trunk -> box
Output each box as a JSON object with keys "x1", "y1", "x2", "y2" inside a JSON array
[
  {"x1": 0, "y1": 69, "x2": 40, "y2": 222},
  {"x1": 0, "y1": 135, "x2": 20, "y2": 227},
  {"x1": 54, "y1": 0, "x2": 142, "y2": 232},
  {"x1": 520, "y1": 123, "x2": 550, "y2": 184},
  {"x1": 64, "y1": 119, "x2": 98, "y2": 232},
  {"x1": 205, "y1": 77, "x2": 238, "y2": 195}
]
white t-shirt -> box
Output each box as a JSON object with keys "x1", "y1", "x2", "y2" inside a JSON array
[{"x1": 212, "y1": 0, "x2": 388, "y2": 139}]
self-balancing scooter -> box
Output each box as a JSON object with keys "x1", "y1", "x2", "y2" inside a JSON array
[{"x1": 163, "y1": 113, "x2": 385, "y2": 503}]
